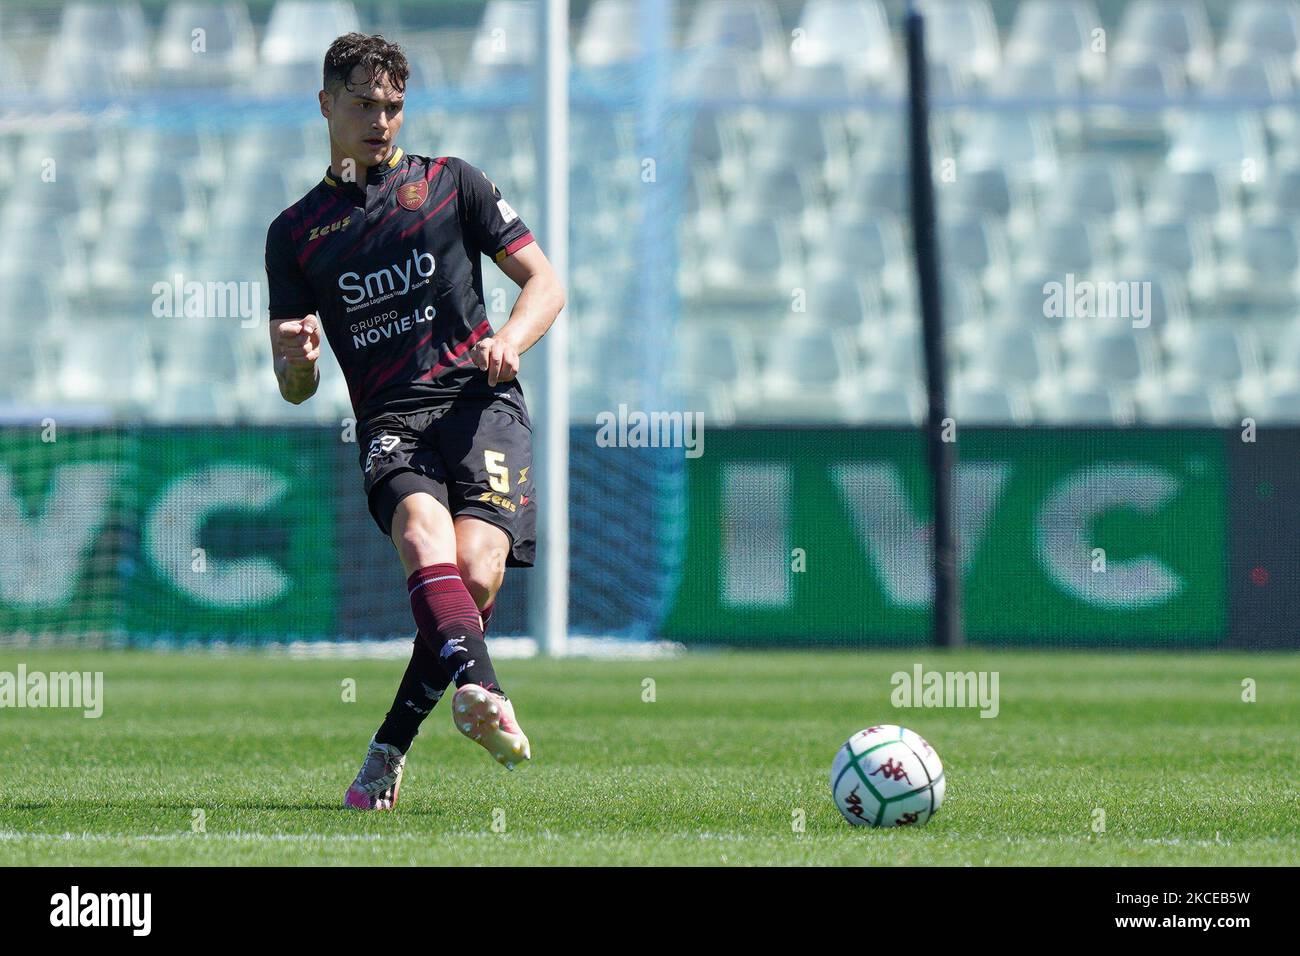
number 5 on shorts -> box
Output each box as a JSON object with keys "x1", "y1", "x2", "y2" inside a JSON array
[{"x1": 484, "y1": 450, "x2": 510, "y2": 493}]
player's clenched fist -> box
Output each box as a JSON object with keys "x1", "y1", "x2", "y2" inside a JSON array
[
  {"x1": 470, "y1": 336, "x2": 520, "y2": 387},
  {"x1": 276, "y1": 317, "x2": 321, "y2": 367}
]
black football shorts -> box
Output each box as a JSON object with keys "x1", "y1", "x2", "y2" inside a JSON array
[{"x1": 359, "y1": 394, "x2": 536, "y2": 567}]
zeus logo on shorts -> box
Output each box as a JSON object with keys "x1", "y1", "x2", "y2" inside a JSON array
[{"x1": 365, "y1": 434, "x2": 401, "y2": 474}]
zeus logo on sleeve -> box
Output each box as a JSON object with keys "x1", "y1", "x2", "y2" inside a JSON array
[{"x1": 338, "y1": 248, "x2": 436, "y2": 308}]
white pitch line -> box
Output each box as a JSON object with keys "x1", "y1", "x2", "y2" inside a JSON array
[{"x1": 0, "y1": 831, "x2": 399, "y2": 844}]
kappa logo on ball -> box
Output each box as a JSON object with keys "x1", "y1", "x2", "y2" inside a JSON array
[{"x1": 397, "y1": 180, "x2": 429, "y2": 211}]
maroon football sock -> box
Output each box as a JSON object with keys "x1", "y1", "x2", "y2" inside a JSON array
[{"x1": 407, "y1": 563, "x2": 503, "y2": 695}]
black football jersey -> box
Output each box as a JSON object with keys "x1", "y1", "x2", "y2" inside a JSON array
[{"x1": 265, "y1": 149, "x2": 535, "y2": 422}]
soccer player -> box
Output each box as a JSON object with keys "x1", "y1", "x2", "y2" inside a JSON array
[{"x1": 264, "y1": 34, "x2": 564, "y2": 809}]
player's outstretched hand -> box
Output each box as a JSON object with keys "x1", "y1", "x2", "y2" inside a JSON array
[
  {"x1": 470, "y1": 337, "x2": 519, "y2": 387},
  {"x1": 276, "y1": 317, "x2": 321, "y2": 368}
]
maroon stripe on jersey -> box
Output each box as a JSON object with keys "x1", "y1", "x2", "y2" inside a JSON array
[
  {"x1": 399, "y1": 188, "x2": 457, "y2": 241},
  {"x1": 499, "y1": 231, "x2": 534, "y2": 260},
  {"x1": 418, "y1": 319, "x2": 492, "y2": 381},
  {"x1": 337, "y1": 203, "x2": 403, "y2": 262},
  {"x1": 335, "y1": 160, "x2": 448, "y2": 261},
  {"x1": 359, "y1": 329, "x2": 435, "y2": 400}
]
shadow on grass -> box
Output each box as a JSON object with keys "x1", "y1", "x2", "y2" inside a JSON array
[{"x1": 0, "y1": 799, "x2": 449, "y2": 815}]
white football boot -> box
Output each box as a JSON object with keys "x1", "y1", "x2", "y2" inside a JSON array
[{"x1": 451, "y1": 684, "x2": 531, "y2": 770}]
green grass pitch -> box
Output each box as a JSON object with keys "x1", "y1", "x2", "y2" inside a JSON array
[{"x1": 0, "y1": 648, "x2": 1296, "y2": 866}]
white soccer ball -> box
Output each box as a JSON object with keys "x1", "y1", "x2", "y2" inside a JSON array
[{"x1": 830, "y1": 724, "x2": 945, "y2": 828}]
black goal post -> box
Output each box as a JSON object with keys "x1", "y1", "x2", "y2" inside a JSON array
[{"x1": 905, "y1": 1, "x2": 964, "y2": 648}]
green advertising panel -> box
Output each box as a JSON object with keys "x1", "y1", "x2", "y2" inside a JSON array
[
  {"x1": 0, "y1": 427, "x2": 339, "y2": 642},
  {"x1": 662, "y1": 428, "x2": 1228, "y2": 646}
]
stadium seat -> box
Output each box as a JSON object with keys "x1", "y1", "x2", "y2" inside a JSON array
[
  {"x1": 684, "y1": 0, "x2": 787, "y2": 84},
  {"x1": 156, "y1": 325, "x2": 245, "y2": 386},
  {"x1": 0, "y1": 41, "x2": 26, "y2": 94},
  {"x1": 1217, "y1": 218, "x2": 1300, "y2": 316},
  {"x1": 106, "y1": 166, "x2": 207, "y2": 242},
  {"x1": 1167, "y1": 114, "x2": 1268, "y2": 181},
  {"x1": 1034, "y1": 381, "x2": 1131, "y2": 425},
  {"x1": 673, "y1": 322, "x2": 759, "y2": 396},
  {"x1": 0, "y1": 219, "x2": 88, "y2": 300},
  {"x1": 1133, "y1": 381, "x2": 1233, "y2": 425},
  {"x1": 438, "y1": 112, "x2": 535, "y2": 188},
  {"x1": 951, "y1": 372, "x2": 1032, "y2": 425},
  {"x1": 48, "y1": 320, "x2": 158, "y2": 411},
  {"x1": 862, "y1": 323, "x2": 925, "y2": 383},
  {"x1": 960, "y1": 113, "x2": 1058, "y2": 186},
  {"x1": 1015, "y1": 215, "x2": 1114, "y2": 278},
  {"x1": 728, "y1": 165, "x2": 820, "y2": 220},
  {"x1": 1143, "y1": 167, "x2": 1237, "y2": 240},
  {"x1": 961, "y1": 324, "x2": 1058, "y2": 386},
  {"x1": 156, "y1": 2, "x2": 257, "y2": 86},
  {"x1": 1061, "y1": 325, "x2": 1160, "y2": 386},
  {"x1": 570, "y1": 109, "x2": 636, "y2": 166},
  {"x1": 790, "y1": 0, "x2": 895, "y2": 89},
  {"x1": 145, "y1": 381, "x2": 240, "y2": 423},
  {"x1": 0, "y1": 167, "x2": 100, "y2": 242},
  {"x1": 935, "y1": 273, "x2": 987, "y2": 347},
  {"x1": 996, "y1": 273, "x2": 1061, "y2": 330},
  {"x1": 1164, "y1": 323, "x2": 1261, "y2": 386},
  {"x1": 261, "y1": 0, "x2": 361, "y2": 66},
  {"x1": 464, "y1": 0, "x2": 537, "y2": 77},
  {"x1": 1114, "y1": 0, "x2": 1215, "y2": 87},
  {"x1": 1004, "y1": 0, "x2": 1104, "y2": 85},
  {"x1": 1263, "y1": 319, "x2": 1300, "y2": 385},
  {"x1": 798, "y1": 275, "x2": 882, "y2": 335},
  {"x1": 1086, "y1": 54, "x2": 1185, "y2": 151},
  {"x1": 89, "y1": 212, "x2": 185, "y2": 309},
  {"x1": 942, "y1": 165, "x2": 1020, "y2": 224},
  {"x1": 0, "y1": 339, "x2": 50, "y2": 403},
  {"x1": 1037, "y1": 158, "x2": 1139, "y2": 241},
  {"x1": 121, "y1": 125, "x2": 225, "y2": 191},
  {"x1": 17, "y1": 125, "x2": 120, "y2": 199},
  {"x1": 1121, "y1": 218, "x2": 1217, "y2": 304},
  {"x1": 686, "y1": 211, "x2": 803, "y2": 309},
  {"x1": 1238, "y1": 379, "x2": 1300, "y2": 423},
  {"x1": 989, "y1": 57, "x2": 1084, "y2": 143},
  {"x1": 938, "y1": 213, "x2": 1010, "y2": 297},
  {"x1": 0, "y1": 277, "x2": 70, "y2": 334},
  {"x1": 576, "y1": 0, "x2": 641, "y2": 68},
  {"x1": 839, "y1": 161, "x2": 908, "y2": 220},
  {"x1": 1209, "y1": 53, "x2": 1295, "y2": 139},
  {"x1": 42, "y1": 1, "x2": 151, "y2": 95},
  {"x1": 818, "y1": 214, "x2": 912, "y2": 305},
  {"x1": 757, "y1": 64, "x2": 856, "y2": 186},
  {"x1": 846, "y1": 379, "x2": 924, "y2": 424},
  {"x1": 850, "y1": 109, "x2": 952, "y2": 171},
  {"x1": 914, "y1": 0, "x2": 1001, "y2": 88},
  {"x1": 1221, "y1": 0, "x2": 1300, "y2": 61}
]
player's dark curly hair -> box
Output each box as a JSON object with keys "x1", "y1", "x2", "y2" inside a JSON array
[{"x1": 323, "y1": 33, "x2": 409, "y2": 94}]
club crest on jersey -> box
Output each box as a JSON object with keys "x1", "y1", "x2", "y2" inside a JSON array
[{"x1": 397, "y1": 180, "x2": 428, "y2": 211}]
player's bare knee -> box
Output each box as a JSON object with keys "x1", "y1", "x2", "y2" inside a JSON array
[
  {"x1": 457, "y1": 547, "x2": 506, "y2": 607},
  {"x1": 390, "y1": 496, "x2": 454, "y2": 570},
  {"x1": 396, "y1": 524, "x2": 440, "y2": 569}
]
